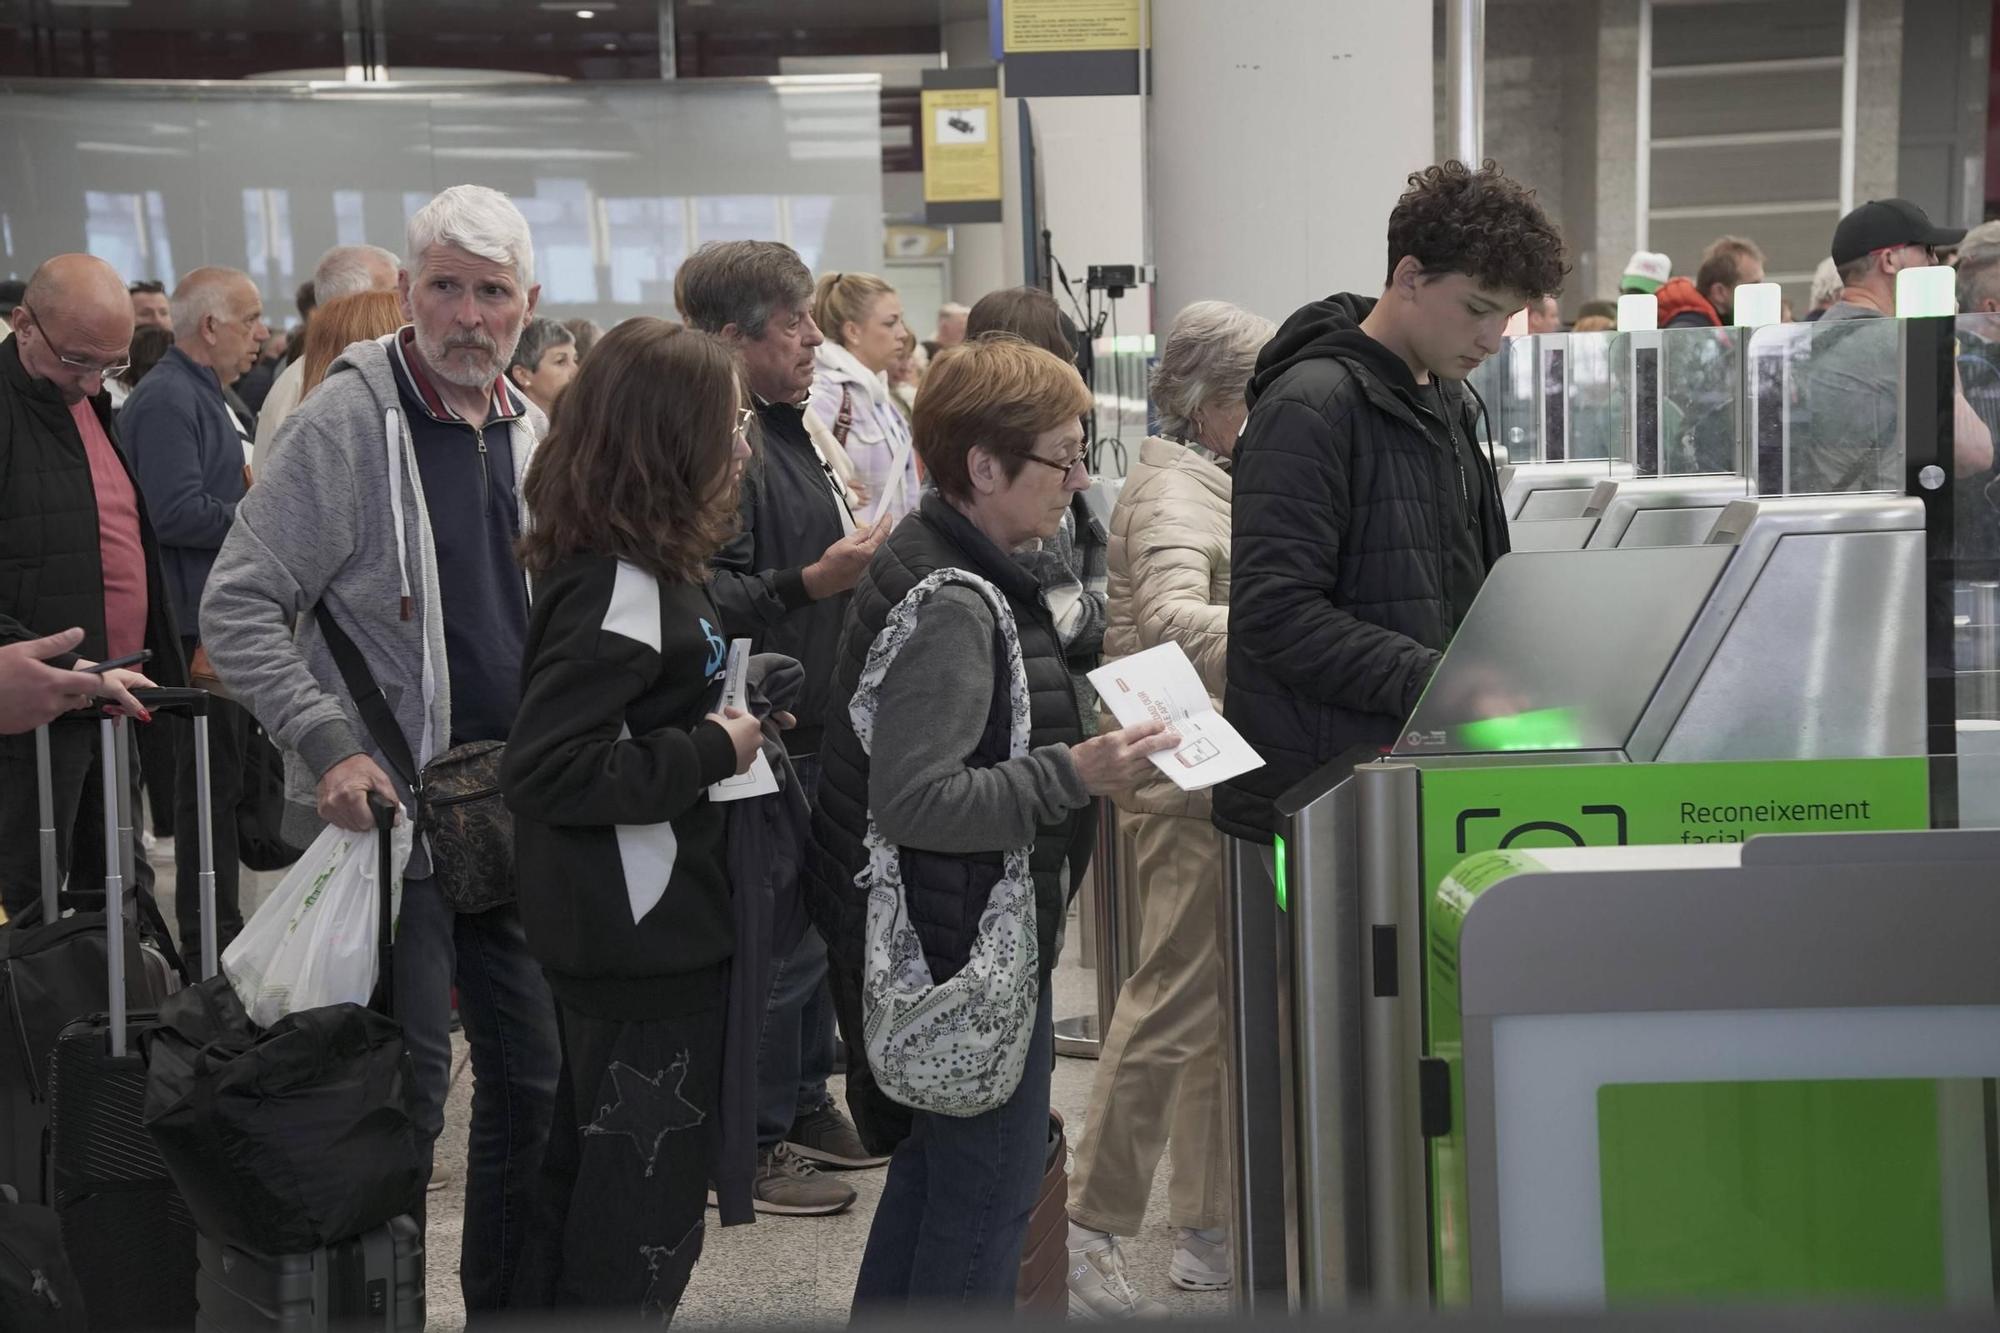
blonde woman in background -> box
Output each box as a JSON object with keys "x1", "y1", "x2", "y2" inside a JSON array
[
  {"x1": 1065, "y1": 299, "x2": 1276, "y2": 1319},
  {"x1": 807, "y1": 271, "x2": 923, "y2": 525}
]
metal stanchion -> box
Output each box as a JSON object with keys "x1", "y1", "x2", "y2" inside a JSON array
[
  {"x1": 1221, "y1": 834, "x2": 1289, "y2": 1310},
  {"x1": 1055, "y1": 796, "x2": 1129, "y2": 1058}
]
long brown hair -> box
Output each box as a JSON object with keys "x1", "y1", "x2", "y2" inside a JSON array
[
  {"x1": 300, "y1": 290, "x2": 405, "y2": 398},
  {"x1": 518, "y1": 318, "x2": 742, "y2": 584}
]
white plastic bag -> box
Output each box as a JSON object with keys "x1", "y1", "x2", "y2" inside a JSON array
[{"x1": 222, "y1": 816, "x2": 412, "y2": 1028}]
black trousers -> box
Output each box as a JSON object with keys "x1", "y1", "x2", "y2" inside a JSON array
[
  {"x1": 0, "y1": 714, "x2": 154, "y2": 920},
  {"x1": 513, "y1": 994, "x2": 724, "y2": 1326},
  {"x1": 135, "y1": 711, "x2": 177, "y2": 837},
  {"x1": 171, "y1": 684, "x2": 249, "y2": 955}
]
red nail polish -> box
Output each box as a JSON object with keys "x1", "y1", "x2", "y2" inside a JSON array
[{"x1": 140, "y1": 710, "x2": 153, "y2": 723}]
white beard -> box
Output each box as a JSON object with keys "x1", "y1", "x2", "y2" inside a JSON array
[{"x1": 415, "y1": 323, "x2": 522, "y2": 390}]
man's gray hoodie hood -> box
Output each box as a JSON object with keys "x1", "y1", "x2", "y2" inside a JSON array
[{"x1": 199, "y1": 333, "x2": 542, "y2": 868}]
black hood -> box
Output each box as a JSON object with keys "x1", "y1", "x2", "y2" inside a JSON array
[{"x1": 1248, "y1": 292, "x2": 1426, "y2": 406}]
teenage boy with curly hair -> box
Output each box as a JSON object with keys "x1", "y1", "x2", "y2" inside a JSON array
[{"x1": 1215, "y1": 160, "x2": 1566, "y2": 843}]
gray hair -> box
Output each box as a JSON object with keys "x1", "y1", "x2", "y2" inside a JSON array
[
  {"x1": 508, "y1": 316, "x2": 575, "y2": 375},
  {"x1": 406, "y1": 185, "x2": 535, "y2": 290},
  {"x1": 1809, "y1": 256, "x2": 1843, "y2": 309},
  {"x1": 169, "y1": 266, "x2": 256, "y2": 341},
  {"x1": 1956, "y1": 221, "x2": 2000, "y2": 312},
  {"x1": 938, "y1": 302, "x2": 969, "y2": 320},
  {"x1": 313, "y1": 244, "x2": 400, "y2": 303},
  {"x1": 1150, "y1": 300, "x2": 1276, "y2": 440},
  {"x1": 673, "y1": 240, "x2": 813, "y2": 339}
]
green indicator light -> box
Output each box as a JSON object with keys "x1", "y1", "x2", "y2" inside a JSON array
[
  {"x1": 1274, "y1": 834, "x2": 1288, "y2": 912},
  {"x1": 1458, "y1": 706, "x2": 1584, "y2": 753}
]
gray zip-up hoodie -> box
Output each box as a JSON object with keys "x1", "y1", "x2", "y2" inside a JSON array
[{"x1": 199, "y1": 333, "x2": 542, "y2": 873}]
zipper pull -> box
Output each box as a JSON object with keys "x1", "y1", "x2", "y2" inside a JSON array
[{"x1": 32, "y1": 1268, "x2": 60, "y2": 1309}]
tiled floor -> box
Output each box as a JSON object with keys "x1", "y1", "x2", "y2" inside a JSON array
[{"x1": 150, "y1": 839, "x2": 1232, "y2": 1328}]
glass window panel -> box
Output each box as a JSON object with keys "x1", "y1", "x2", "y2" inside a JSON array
[
  {"x1": 1649, "y1": 137, "x2": 1841, "y2": 210},
  {"x1": 1651, "y1": 65, "x2": 1844, "y2": 140}
]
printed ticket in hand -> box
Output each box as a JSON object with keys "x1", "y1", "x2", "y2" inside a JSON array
[
  {"x1": 1087, "y1": 643, "x2": 1265, "y2": 791},
  {"x1": 709, "y1": 639, "x2": 780, "y2": 803}
]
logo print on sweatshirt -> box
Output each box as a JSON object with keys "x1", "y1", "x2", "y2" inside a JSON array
[{"x1": 700, "y1": 618, "x2": 726, "y2": 679}]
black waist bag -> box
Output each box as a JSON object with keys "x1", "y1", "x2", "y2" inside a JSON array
[
  {"x1": 314, "y1": 603, "x2": 515, "y2": 914},
  {"x1": 140, "y1": 975, "x2": 424, "y2": 1255}
]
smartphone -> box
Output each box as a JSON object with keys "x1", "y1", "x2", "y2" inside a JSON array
[{"x1": 81, "y1": 649, "x2": 151, "y2": 675}]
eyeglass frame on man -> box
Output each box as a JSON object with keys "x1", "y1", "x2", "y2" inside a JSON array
[{"x1": 19, "y1": 303, "x2": 131, "y2": 379}]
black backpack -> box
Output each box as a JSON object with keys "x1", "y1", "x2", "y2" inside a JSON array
[{"x1": 0, "y1": 1184, "x2": 86, "y2": 1331}]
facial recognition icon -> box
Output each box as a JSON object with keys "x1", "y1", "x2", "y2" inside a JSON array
[
  {"x1": 937, "y1": 107, "x2": 988, "y2": 144},
  {"x1": 1454, "y1": 803, "x2": 1629, "y2": 854}
]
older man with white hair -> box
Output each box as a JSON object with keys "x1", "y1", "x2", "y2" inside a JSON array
[
  {"x1": 200, "y1": 185, "x2": 558, "y2": 1314},
  {"x1": 253, "y1": 242, "x2": 400, "y2": 455},
  {"x1": 121, "y1": 265, "x2": 268, "y2": 951}
]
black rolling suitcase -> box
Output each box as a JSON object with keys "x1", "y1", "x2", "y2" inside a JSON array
[
  {"x1": 192, "y1": 798, "x2": 425, "y2": 1333},
  {"x1": 1, "y1": 726, "x2": 165, "y2": 1207},
  {"x1": 46, "y1": 692, "x2": 220, "y2": 1332}
]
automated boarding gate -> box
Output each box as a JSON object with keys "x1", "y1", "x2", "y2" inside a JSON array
[
  {"x1": 1222, "y1": 310, "x2": 1979, "y2": 1310},
  {"x1": 1443, "y1": 833, "x2": 2000, "y2": 1307}
]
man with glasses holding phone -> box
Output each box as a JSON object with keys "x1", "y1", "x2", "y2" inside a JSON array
[
  {"x1": 0, "y1": 254, "x2": 182, "y2": 921},
  {"x1": 122, "y1": 266, "x2": 270, "y2": 953}
]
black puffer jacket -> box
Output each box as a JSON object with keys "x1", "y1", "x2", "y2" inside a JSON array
[
  {"x1": 1213, "y1": 294, "x2": 1508, "y2": 842},
  {"x1": 0, "y1": 336, "x2": 186, "y2": 679},
  {"x1": 807, "y1": 491, "x2": 1093, "y2": 1150},
  {"x1": 810, "y1": 492, "x2": 1089, "y2": 979}
]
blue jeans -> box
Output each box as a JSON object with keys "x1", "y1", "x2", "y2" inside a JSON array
[
  {"x1": 757, "y1": 923, "x2": 837, "y2": 1146},
  {"x1": 850, "y1": 984, "x2": 1055, "y2": 1311},
  {"x1": 397, "y1": 874, "x2": 561, "y2": 1317},
  {"x1": 755, "y1": 753, "x2": 835, "y2": 1147}
]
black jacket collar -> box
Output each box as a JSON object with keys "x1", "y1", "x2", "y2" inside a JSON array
[{"x1": 914, "y1": 490, "x2": 1045, "y2": 609}]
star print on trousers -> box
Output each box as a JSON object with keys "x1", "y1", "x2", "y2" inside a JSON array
[
  {"x1": 581, "y1": 1050, "x2": 707, "y2": 1177},
  {"x1": 638, "y1": 1219, "x2": 703, "y2": 1323}
]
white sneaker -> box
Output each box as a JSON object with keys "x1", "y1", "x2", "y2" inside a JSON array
[
  {"x1": 1067, "y1": 1227, "x2": 1170, "y2": 1320},
  {"x1": 1168, "y1": 1226, "x2": 1231, "y2": 1291}
]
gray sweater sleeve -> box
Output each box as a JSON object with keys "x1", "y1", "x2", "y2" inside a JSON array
[
  {"x1": 867, "y1": 585, "x2": 1089, "y2": 854},
  {"x1": 198, "y1": 417, "x2": 366, "y2": 778}
]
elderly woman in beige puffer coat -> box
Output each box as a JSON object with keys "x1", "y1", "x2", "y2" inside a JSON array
[{"x1": 1063, "y1": 300, "x2": 1277, "y2": 1317}]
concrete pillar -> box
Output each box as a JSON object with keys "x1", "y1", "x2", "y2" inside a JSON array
[{"x1": 1148, "y1": 0, "x2": 1435, "y2": 331}]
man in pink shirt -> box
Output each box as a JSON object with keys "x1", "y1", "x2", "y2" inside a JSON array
[{"x1": 0, "y1": 254, "x2": 177, "y2": 921}]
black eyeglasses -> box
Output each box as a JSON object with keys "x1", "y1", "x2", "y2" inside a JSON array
[
  {"x1": 21, "y1": 304, "x2": 131, "y2": 379},
  {"x1": 1021, "y1": 448, "x2": 1090, "y2": 480}
]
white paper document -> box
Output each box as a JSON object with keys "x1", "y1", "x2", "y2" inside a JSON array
[
  {"x1": 1086, "y1": 643, "x2": 1265, "y2": 791},
  {"x1": 708, "y1": 639, "x2": 780, "y2": 803}
]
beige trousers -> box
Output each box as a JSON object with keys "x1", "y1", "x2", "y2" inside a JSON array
[{"x1": 1066, "y1": 807, "x2": 1231, "y2": 1236}]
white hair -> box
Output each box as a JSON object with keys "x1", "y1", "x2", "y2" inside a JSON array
[
  {"x1": 1809, "y1": 256, "x2": 1843, "y2": 309},
  {"x1": 1954, "y1": 221, "x2": 2000, "y2": 312},
  {"x1": 1150, "y1": 300, "x2": 1276, "y2": 440},
  {"x1": 169, "y1": 266, "x2": 254, "y2": 342},
  {"x1": 405, "y1": 185, "x2": 535, "y2": 290},
  {"x1": 312, "y1": 244, "x2": 401, "y2": 303},
  {"x1": 938, "y1": 302, "x2": 970, "y2": 319}
]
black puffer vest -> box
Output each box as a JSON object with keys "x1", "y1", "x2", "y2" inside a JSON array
[{"x1": 808, "y1": 491, "x2": 1092, "y2": 987}]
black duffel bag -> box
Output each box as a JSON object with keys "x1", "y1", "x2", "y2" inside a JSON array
[{"x1": 140, "y1": 974, "x2": 424, "y2": 1255}]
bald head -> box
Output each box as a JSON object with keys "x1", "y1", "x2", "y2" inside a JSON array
[
  {"x1": 12, "y1": 255, "x2": 134, "y2": 403},
  {"x1": 23, "y1": 255, "x2": 131, "y2": 333},
  {"x1": 171, "y1": 266, "x2": 267, "y2": 381}
]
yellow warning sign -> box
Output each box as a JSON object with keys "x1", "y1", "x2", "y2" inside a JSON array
[
  {"x1": 1003, "y1": 0, "x2": 1144, "y2": 53},
  {"x1": 921, "y1": 86, "x2": 1003, "y2": 205}
]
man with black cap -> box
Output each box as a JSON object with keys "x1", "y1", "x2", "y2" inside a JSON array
[
  {"x1": 1823, "y1": 199, "x2": 1964, "y2": 321},
  {"x1": 1797, "y1": 199, "x2": 1991, "y2": 493}
]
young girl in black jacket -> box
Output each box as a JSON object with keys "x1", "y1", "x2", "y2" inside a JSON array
[{"x1": 502, "y1": 318, "x2": 761, "y2": 1322}]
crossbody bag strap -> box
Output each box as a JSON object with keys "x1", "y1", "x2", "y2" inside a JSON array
[
  {"x1": 832, "y1": 383, "x2": 854, "y2": 446},
  {"x1": 312, "y1": 604, "x2": 421, "y2": 795}
]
